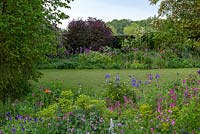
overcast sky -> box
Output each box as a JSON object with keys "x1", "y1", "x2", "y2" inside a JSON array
[{"x1": 59, "y1": 0, "x2": 159, "y2": 28}]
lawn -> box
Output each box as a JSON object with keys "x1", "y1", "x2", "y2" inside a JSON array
[
  {"x1": 1, "y1": 68, "x2": 200, "y2": 133},
  {"x1": 37, "y1": 68, "x2": 198, "y2": 92}
]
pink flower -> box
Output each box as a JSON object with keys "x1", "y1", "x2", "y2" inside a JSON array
[
  {"x1": 169, "y1": 89, "x2": 175, "y2": 95},
  {"x1": 170, "y1": 102, "x2": 176, "y2": 108},
  {"x1": 168, "y1": 109, "x2": 172, "y2": 114},
  {"x1": 123, "y1": 96, "x2": 129, "y2": 103},
  {"x1": 193, "y1": 87, "x2": 198, "y2": 91},
  {"x1": 183, "y1": 79, "x2": 186, "y2": 84},
  {"x1": 171, "y1": 120, "x2": 175, "y2": 125},
  {"x1": 150, "y1": 128, "x2": 154, "y2": 131}
]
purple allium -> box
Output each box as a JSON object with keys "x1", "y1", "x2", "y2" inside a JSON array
[
  {"x1": 155, "y1": 74, "x2": 160, "y2": 80},
  {"x1": 0, "y1": 130, "x2": 2, "y2": 134},
  {"x1": 105, "y1": 74, "x2": 110, "y2": 79},
  {"x1": 148, "y1": 74, "x2": 153, "y2": 80}
]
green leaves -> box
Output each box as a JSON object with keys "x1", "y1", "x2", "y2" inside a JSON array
[{"x1": 0, "y1": 0, "x2": 73, "y2": 101}]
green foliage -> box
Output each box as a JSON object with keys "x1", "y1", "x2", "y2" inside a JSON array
[
  {"x1": 176, "y1": 99, "x2": 200, "y2": 133},
  {"x1": 0, "y1": 0, "x2": 73, "y2": 102},
  {"x1": 58, "y1": 90, "x2": 74, "y2": 113},
  {"x1": 106, "y1": 19, "x2": 132, "y2": 35},
  {"x1": 123, "y1": 22, "x2": 144, "y2": 37},
  {"x1": 150, "y1": 0, "x2": 200, "y2": 40},
  {"x1": 104, "y1": 80, "x2": 137, "y2": 103},
  {"x1": 37, "y1": 103, "x2": 58, "y2": 117},
  {"x1": 76, "y1": 94, "x2": 91, "y2": 110}
]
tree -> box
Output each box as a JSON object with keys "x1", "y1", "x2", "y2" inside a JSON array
[
  {"x1": 149, "y1": 0, "x2": 200, "y2": 40},
  {"x1": 0, "y1": 0, "x2": 73, "y2": 102},
  {"x1": 106, "y1": 19, "x2": 132, "y2": 35},
  {"x1": 64, "y1": 17, "x2": 113, "y2": 51},
  {"x1": 106, "y1": 23, "x2": 117, "y2": 35},
  {"x1": 123, "y1": 22, "x2": 144, "y2": 37}
]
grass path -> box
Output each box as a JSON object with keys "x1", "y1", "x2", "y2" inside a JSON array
[{"x1": 37, "y1": 68, "x2": 199, "y2": 93}]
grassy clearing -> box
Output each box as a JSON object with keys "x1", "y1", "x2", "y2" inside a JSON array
[{"x1": 37, "y1": 68, "x2": 199, "y2": 93}]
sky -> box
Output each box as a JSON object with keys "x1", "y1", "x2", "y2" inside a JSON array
[{"x1": 59, "y1": 0, "x2": 159, "y2": 28}]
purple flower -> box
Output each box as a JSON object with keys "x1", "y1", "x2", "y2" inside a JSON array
[
  {"x1": 116, "y1": 74, "x2": 120, "y2": 82},
  {"x1": 0, "y1": 130, "x2": 3, "y2": 134},
  {"x1": 197, "y1": 70, "x2": 200, "y2": 75},
  {"x1": 148, "y1": 74, "x2": 153, "y2": 80},
  {"x1": 34, "y1": 117, "x2": 38, "y2": 122},
  {"x1": 105, "y1": 74, "x2": 110, "y2": 79},
  {"x1": 80, "y1": 47, "x2": 83, "y2": 53},
  {"x1": 155, "y1": 74, "x2": 160, "y2": 80},
  {"x1": 22, "y1": 127, "x2": 25, "y2": 131},
  {"x1": 7, "y1": 112, "x2": 11, "y2": 115},
  {"x1": 12, "y1": 128, "x2": 16, "y2": 133},
  {"x1": 138, "y1": 80, "x2": 142, "y2": 84},
  {"x1": 85, "y1": 48, "x2": 90, "y2": 54},
  {"x1": 132, "y1": 78, "x2": 136, "y2": 86}
]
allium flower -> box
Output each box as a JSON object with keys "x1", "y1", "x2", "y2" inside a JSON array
[
  {"x1": 105, "y1": 74, "x2": 110, "y2": 79},
  {"x1": 155, "y1": 74, "x2": 160, "y2": 80},
  {"x1": 149, "y1": 74, "x2": 153, "y2": 80}
]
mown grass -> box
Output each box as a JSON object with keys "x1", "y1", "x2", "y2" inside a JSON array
[{"x1": 37, "y1": 68, "x2": 199, "y2": 93}]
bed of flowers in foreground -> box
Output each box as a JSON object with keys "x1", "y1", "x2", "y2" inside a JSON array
[{"x1": 0, "y1": 70, "x2": 200, "y2": 134}]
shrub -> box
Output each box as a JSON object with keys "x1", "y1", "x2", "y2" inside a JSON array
[{"x1": 63, "y1": 17, "x2": 114, "y2": 51}]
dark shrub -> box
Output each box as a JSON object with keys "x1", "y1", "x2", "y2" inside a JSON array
[{"x1": 63, "y1": 17, "x2": 114, "y2": 52}]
